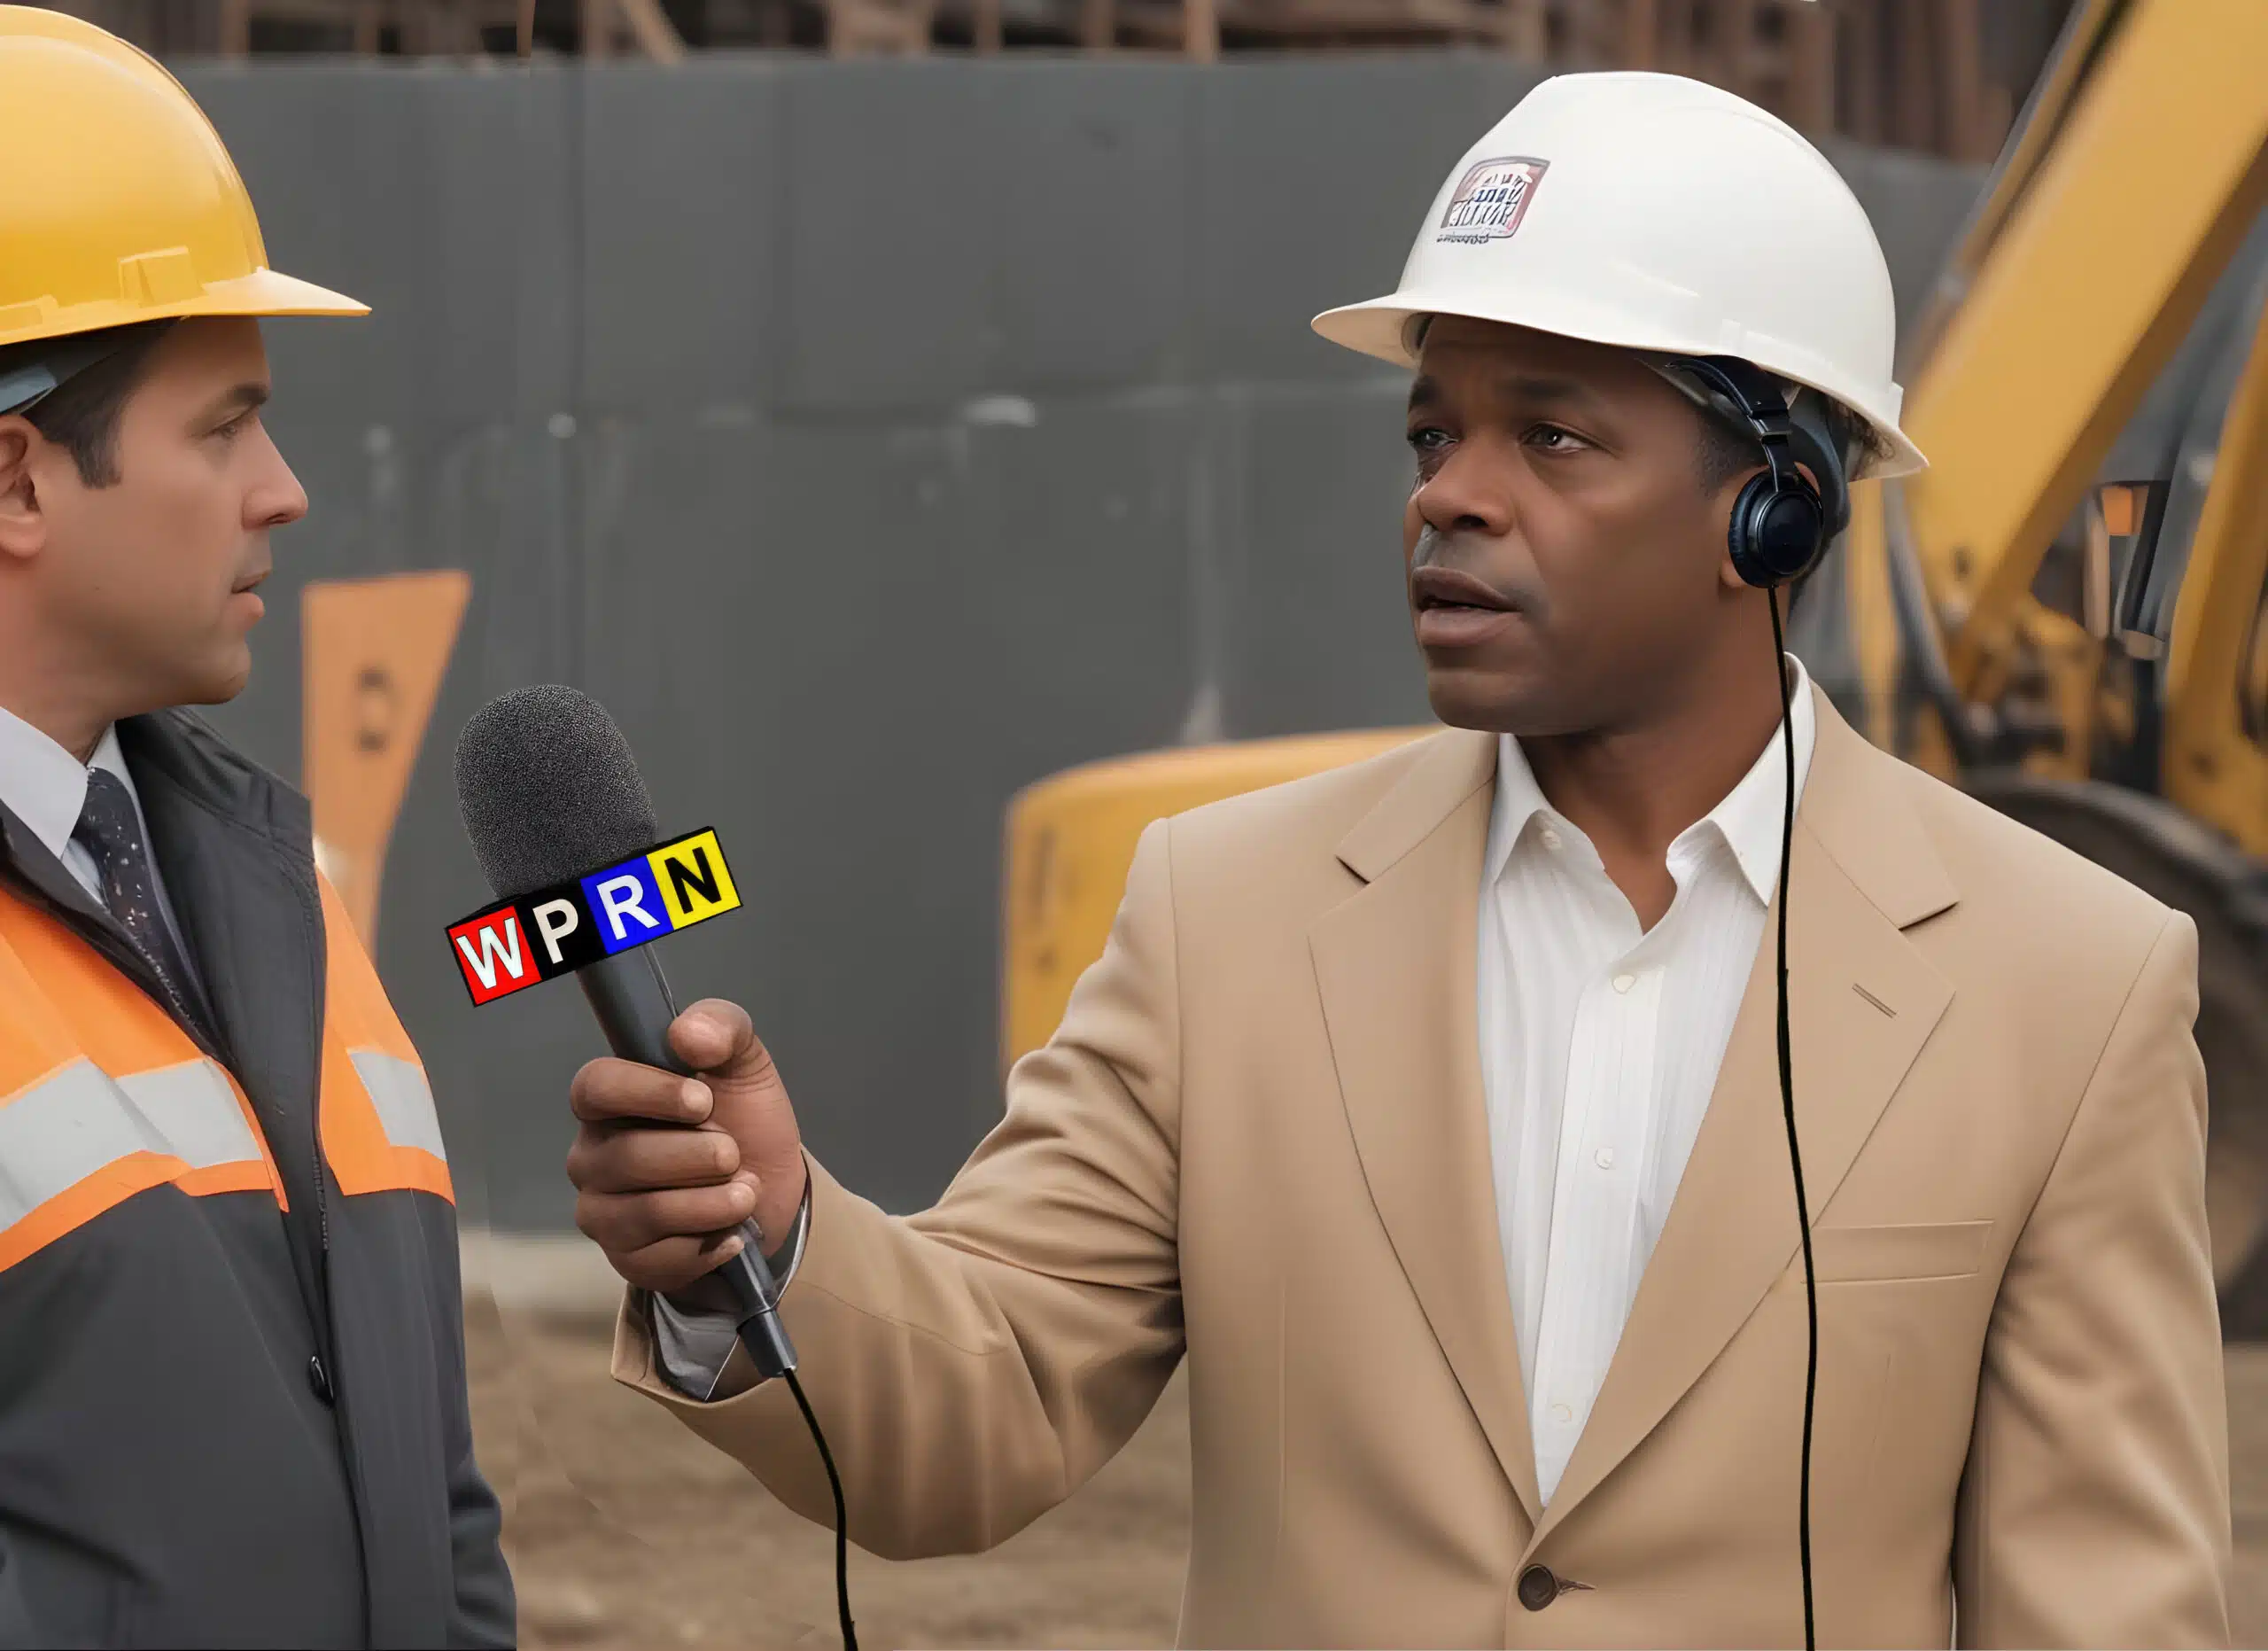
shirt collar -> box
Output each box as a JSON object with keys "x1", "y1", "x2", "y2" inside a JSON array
[
  {"x1": 0, "y1": 705, "x2": 131, "y2": 865},
  {"x1": 1485, "y1": 655, "x2": 1818, "y2": 905}
]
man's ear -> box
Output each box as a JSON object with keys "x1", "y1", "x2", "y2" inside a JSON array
[{"x1": 0, "y1": 417, "x2": 44, "y2": 567}]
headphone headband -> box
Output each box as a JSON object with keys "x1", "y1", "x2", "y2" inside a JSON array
[{"x1": 1659, "y1": 354, "x2": 1851, "y2": 537}]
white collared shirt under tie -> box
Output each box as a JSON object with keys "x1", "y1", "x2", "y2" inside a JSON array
[
  {"x1": 1482, "y1": 656, "x2": 1816, "y2": 1507},
  {"x1": 0, "y1": 703, "x2": 194, "y2": 960}
]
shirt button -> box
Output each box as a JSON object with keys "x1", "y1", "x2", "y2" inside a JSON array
[
  {"x1": 1540, "y1": 828, "x2": 1562, "y2": 851},
  {"x1": 1612, "y1": 972, "x2": 1636, "y2": 993},
  {"x1": 1595, "y1": 1146, "x2": 1616, "y2": 1170},
  {"x1": 1550, "y1": 1402, "x2": 1573, "y2": 1425}
]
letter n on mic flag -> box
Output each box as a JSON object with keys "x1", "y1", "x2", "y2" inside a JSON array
[{"x1": 447, "y1": 828, "x2": 740, "y2": 1005}]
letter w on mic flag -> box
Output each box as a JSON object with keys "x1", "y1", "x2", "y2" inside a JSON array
[{"x1": 447, "y1": 828, "x2": 741, "y2": 1006}]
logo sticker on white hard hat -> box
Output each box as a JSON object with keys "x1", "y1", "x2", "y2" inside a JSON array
[{"x1": 1436, "y1": 157, "x2": 1549, "y2": 245}]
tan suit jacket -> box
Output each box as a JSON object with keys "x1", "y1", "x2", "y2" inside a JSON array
[{"x1": 614, "y1": 689, "x2": 2232, "y2": 1647}]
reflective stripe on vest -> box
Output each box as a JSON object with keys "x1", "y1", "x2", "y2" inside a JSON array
[
  {"x1": 0, "y1": 867, "x2": 451, "y2": 1273},
  {"x1": 0, "y1": 1056, "x2": 274, "y2": 1272},
  {"x1": 314, "y1": 872, "x2": 453, "y2": 1203}
]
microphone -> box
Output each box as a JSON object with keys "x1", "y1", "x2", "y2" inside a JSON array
[
  {"x1": 453, "y1": 684, "x2": 858, "y2": 1649},
  {"x1": 451, "y1": 683, "x2": 796, "y2": 1380}
]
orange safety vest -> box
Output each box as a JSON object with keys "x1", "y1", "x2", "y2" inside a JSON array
[{"x1": 0, "y1": 871, "x2": 451, "y2": 1274}]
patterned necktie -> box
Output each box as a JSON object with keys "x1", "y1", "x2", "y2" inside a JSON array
[{"x1": 72, "y1": 767, "x2": 205, "y2": 1034}]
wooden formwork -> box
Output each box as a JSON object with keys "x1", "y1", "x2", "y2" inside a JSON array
[{"x1": 42, "y1": 0, "x2": 2075, "y2": 162}]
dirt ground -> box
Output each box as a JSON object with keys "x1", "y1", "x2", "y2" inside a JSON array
[
  {"x1": 467, "y1": 1289, "x2": 2268, "y2": 1649},
  {"x1": 466, "y1": 1290, "x2": 1191, "y2": 1649}
]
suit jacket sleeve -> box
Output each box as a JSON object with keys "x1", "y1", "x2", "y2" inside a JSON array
[
  {"x1": 610, "y1": 818, "x2": 1187, "y2": 1560},
  {"x1": 1953, "y1": 910, "x2": 2233, "y2": 1647}
]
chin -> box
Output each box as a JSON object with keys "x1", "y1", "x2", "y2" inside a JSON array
[
  {"x1": 1423, "y1": 661, "x2": 1559, "y2": 736},
  {"x1": 178, "y1": 651, "x2": 254, "y2": 708}
]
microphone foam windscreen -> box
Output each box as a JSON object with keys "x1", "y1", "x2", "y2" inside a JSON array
[{"x1": 454, "y1": 684, "x2": 658, "y2": 899}]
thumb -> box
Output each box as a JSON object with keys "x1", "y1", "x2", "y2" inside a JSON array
[{"x1": 666, "y1": 997, "x2": 798, "y2": 1161}]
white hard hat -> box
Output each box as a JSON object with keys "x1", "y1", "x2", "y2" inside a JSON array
[{"x1": 1313, "y1": 71, "x2": 1926, "y2": 479}]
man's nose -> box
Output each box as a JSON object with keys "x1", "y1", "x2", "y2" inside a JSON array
[
  {"x1": 250, "y1": 440, "x2": 309, "y2": 531},
  {"x1": 1414, "y1": 440, "x2": 1517, "y2": 539}
]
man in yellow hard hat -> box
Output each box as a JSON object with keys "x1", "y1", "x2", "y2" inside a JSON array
[{"x1": 0, "y1": 11, "x2": 512, "y2": 1646}]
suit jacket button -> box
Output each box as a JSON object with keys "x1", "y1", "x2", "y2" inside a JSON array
[
  {"x1": 1518, "y1": 1563, "x2": 1558, "y2": 1611},
  {"x1": 307, "y1": 1352, "x2": 336, "y2": 1406}
]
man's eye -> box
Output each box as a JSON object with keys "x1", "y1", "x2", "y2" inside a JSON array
[
  {"x1": 1528, "y1": 424, "x2": 1588, "y2": 452},
  {"x1": 1407, "y1": 426, "x2": 1453, "y2": 455}
]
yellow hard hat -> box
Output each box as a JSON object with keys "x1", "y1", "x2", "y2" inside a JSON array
[{"x1": 0, "y1": 5, "x2": 366, "y2": 356}]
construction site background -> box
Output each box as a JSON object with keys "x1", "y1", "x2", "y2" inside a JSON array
[
  {"x1": 34, "y1": 0, "x2": 2265, "y2": 1641},
  {"x1": 61, "y1": 0, "x2": 2062, "y2": 163}
]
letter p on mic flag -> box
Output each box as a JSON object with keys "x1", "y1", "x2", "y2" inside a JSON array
[{"x1": 445, "y1": 829, "x2": 742, "y2": 1006}]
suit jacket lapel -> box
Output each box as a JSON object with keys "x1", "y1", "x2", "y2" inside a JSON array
[
  {"x1": 0, "y1": 796, "x2": 111, "y2": 929},
  {"x1": 1523, "y1": 692, "x2": 1960, "y2": 1553},
  {"x1": 1310, "y1": 729, "x2": 1547, "y2": 1527}
]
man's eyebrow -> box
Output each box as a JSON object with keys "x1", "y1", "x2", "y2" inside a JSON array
[
  {"x1": 1407, "y1": 371, "x2": 1607, "y2": 415},
  {"x1": 1496, "y1": 373, "x2": 1603, "y2": 409},
  {"x1": 198, "y1": 382, "x2": 270, "y2": 423}
]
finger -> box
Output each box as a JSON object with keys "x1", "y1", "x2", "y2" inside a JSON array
[
  {"x1": 570, "y1": 1055, "x2": 715, "y2": 1126},
  {"x1": 565, "y1": 1122, "x2": 743, "y2": 1195},
  {"x1": 606, "y1": 1231, "x2": 748, "y2": 1297},
  {"x1": 669, "y1": 998, "x2": 767, "y2": 1079},
  {"x1": 575, "y1": 1182, "x2": 759, "y2": 1257}
]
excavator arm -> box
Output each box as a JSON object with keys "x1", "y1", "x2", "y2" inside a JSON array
[
  {"x1": 1849, "y1": 0, "x2": 2268, "y2": 773},
  {"x1": 1843, "y1": 0, "x2": 2268, "y2": 1329}
]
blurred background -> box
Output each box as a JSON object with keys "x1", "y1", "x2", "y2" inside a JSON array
[{"x1": 58, "y1": 0, "x2": 2268, "y2": 1642}]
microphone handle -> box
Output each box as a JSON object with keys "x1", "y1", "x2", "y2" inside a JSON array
[{"x1": 579, "y1": 946, "x2": 799, "y2": 1382}]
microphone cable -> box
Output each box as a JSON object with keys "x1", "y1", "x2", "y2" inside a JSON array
[
  {"x1": 781, "y1": 1366, "x2": 858, "y2": 1650},
  {"x1": 1768, "y1": 590, "x2": 1819, "y2": 1651}
]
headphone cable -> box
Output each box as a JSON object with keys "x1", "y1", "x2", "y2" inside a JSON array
[{"x1": 1769, "y1": 592, "x2": 1819, "y2": 1651}]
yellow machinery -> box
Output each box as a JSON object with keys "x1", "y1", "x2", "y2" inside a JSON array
[
  {"x1": 1004, "y1": 0, "x2": 2268, "y2": 1334},
  {"x1": 1819, "y1": 0, "x2": 2268, "y2": 1334}
]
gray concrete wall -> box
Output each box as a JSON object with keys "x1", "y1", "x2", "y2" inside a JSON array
[{"x1": 169, "y1": 55, "x2": 1985, "y2": 1229}]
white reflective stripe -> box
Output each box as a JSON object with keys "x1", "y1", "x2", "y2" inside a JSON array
[
  {"x1": 0, "y1": 1057, "x2": 259, "y2": 1233},
  {"x1": 119, "y1": 1061, "x2": 260, "y2": 1170},
  {"x1": 350, "y1": 1050, "x2": 448, "y2": 1162}
]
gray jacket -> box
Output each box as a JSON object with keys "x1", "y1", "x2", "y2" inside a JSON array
[{"x1": 0, "y1": 708, "x2": 514, "y2": 1648}]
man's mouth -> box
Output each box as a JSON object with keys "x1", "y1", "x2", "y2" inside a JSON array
[
  {"x1": 231, "y1": 568, "x2": 270, "y2": 596},
  {"x1": 1410, "y1": 566, "x2": 1518, "y2": 614}
]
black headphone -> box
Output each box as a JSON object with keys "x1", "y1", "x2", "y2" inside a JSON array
[{"x1": 1660, "y1": 354, "x2": 1851, "y2": 590}]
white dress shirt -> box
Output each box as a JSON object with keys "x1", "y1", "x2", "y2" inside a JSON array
[
  {"x1": 1482, "y1": 658, "x2": 1815, "y2": 1507},
  {"x1": 0, "y1": 704, "x2": 197, "y2": 971}
]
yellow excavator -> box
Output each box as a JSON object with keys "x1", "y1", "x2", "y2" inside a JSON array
[{"x1": 1001, "y1": 0, "x2": 2268, "y2": 1336}]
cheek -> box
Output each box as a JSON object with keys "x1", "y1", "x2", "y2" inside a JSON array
[
  {"x1": 1534, "y1": 487, "x2": 1720, "y2": 628},
  {"x1": 66, "y1": 475, "x2": 234, "y2": 613}
]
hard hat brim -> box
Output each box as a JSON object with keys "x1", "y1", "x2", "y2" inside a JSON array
[
  {"x1": 198, "y1": 267, "x2": 370, "y2": 320},
  {"x1": 0, "y1": 266, "x2": 369, "y2": 353},
  {"x1": 1311, "y1": 292, "x2": 1928, "y2": 482}
]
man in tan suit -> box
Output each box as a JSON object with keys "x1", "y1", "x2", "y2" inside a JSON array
[{"x1": 563, "y1": 74, "x2": 2231, "y2": 1646}]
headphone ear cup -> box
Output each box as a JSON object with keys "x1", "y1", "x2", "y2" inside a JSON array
[
  {"x1": 1728, "y1": 472, "x2": 1826, "y2": 588},
  {"x1": 1726, "y1": 473, "x2": 1776, "y2": 588}
]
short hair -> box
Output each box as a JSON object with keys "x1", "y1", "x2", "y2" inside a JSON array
[
  {"x1": 1690, "y1": 391, "x2": 1877, "y2": 498},
  {"x1": 13, "y1": 322, "x2": 176, "y2": 489}
]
